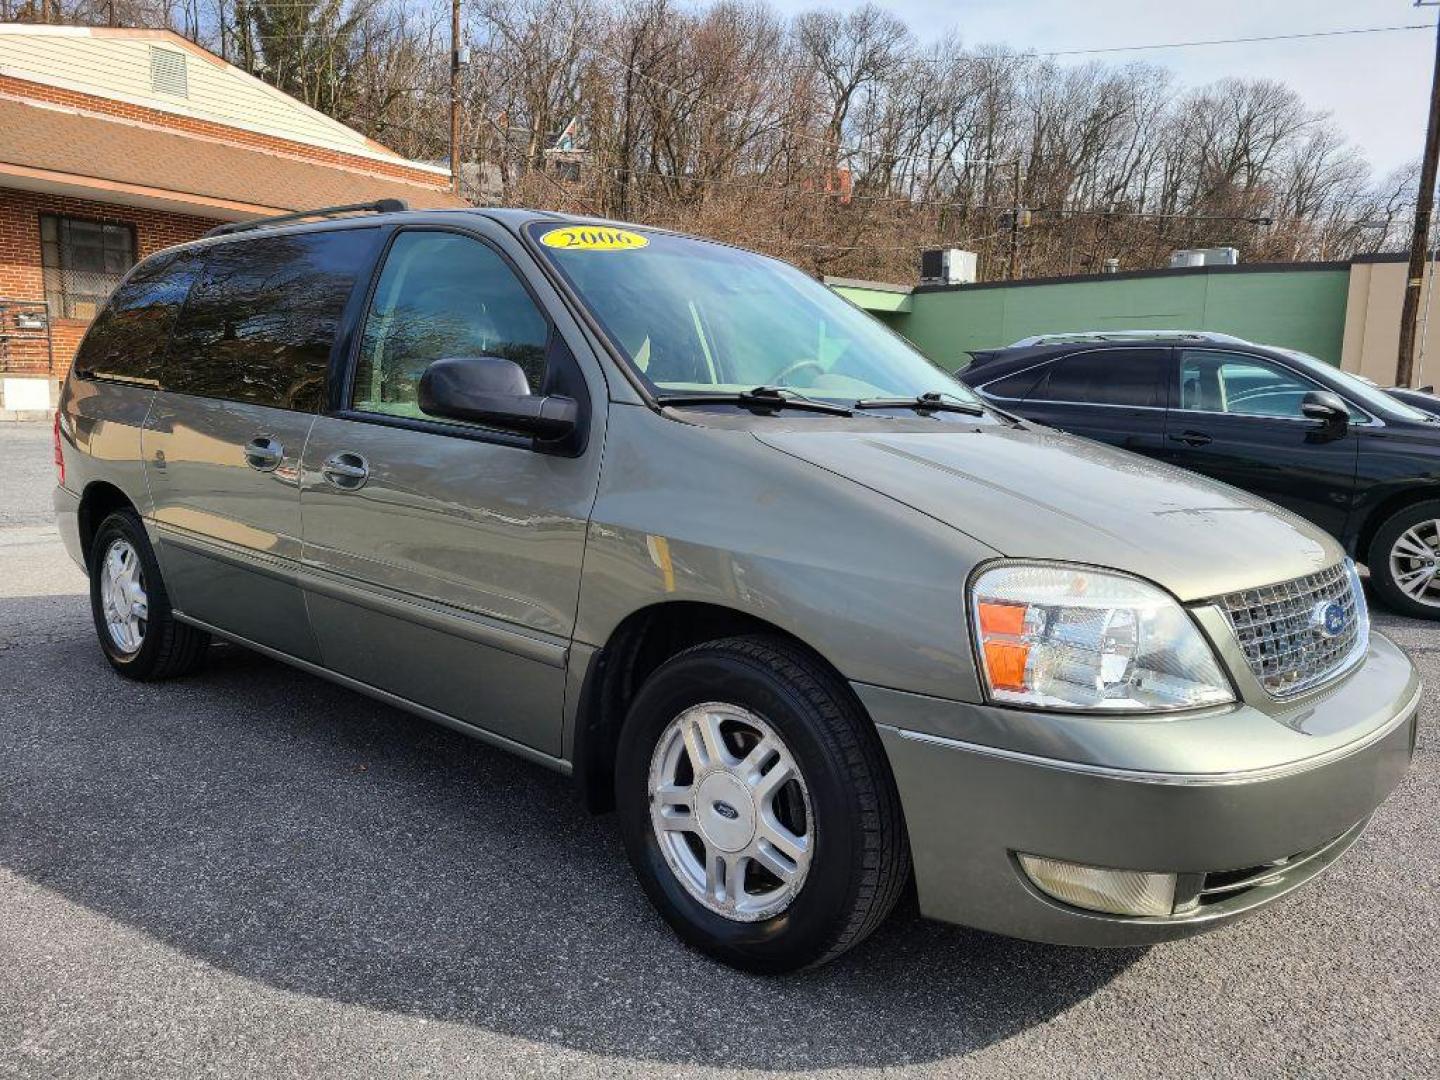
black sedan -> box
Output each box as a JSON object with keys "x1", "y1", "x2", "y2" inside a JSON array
[{"x1": 956, "y1": 331, "x2": 1440, "y2": 618}]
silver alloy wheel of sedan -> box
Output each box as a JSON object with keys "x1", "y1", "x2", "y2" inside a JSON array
[
  {"x1": 1389, "y1": 519, "x2": 1440, "y2": 608},
  {"x1": 648, "y1": 702, "x2": 814, "y2": 922},
  {"x1": 99, "y1": 536, "x2": 149, "y2": 654}
]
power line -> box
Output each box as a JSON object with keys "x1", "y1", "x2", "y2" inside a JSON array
[
  {"x1": 472, "y1": 13, "x2": 1437, "y2": 173},
  {"x1": 738, "y1": 232, "x2": 1006, "y2": 253},
  {"x1": 207, "y1": 8, "x2": 1436, "y2": 55},
  {"x1": 498, "y1": 164, "x2": 1406, "y2": 233},
  {"x1": 193, "y1": 6, "x2": 1434, "y2": 52},
  {"x1": 592, "y1": 160, "x2": 1018, "y2": 211},
  {"x1": 1031, "y1": 22, "x2": 1432, "y2": 59},
  {"x1": 513, "y1": 154, "x2": 1421, "y2": 220},
  {"x1": 909, "y1": 22, "x2": 1433, "y2": 62}
]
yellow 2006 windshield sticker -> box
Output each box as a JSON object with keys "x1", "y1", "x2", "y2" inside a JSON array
[{"x1": 541, "y1": 225, "x2": 649, "y2": 251}]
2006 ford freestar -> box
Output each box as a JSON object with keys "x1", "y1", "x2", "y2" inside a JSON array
[{"x1": 54, "y1": 204, "x2": 1420, "y2": 972}]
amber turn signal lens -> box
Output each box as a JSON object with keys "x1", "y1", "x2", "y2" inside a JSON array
[
  {"x1": 977, "y1": 601, "x2": 1026, "y2": 636},
  {"x1": 982, "y1": 640, "x2": 1030, "y2": 691}
]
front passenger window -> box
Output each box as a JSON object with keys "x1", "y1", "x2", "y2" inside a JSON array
[
  {"x1": 1179, "y1": 351, "x2": 1341, "y2": 420},
  {"x1": 352, "y1": 231, "x2": 550, "y2": 421}
]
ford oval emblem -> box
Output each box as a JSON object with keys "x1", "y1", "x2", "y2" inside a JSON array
[
  {"x1": 1312, "y1": 600, "x2": 1347, "y2": 639},
  {"x1": 712, "y1": 800, "x2": 740, "y2": 820}
]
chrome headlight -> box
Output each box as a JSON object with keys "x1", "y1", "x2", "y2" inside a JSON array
[{"x1": 969, "y1": 563, "x2": 1235, "y2": 713}]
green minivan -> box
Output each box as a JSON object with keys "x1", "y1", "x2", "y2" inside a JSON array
[{"x1": 55, "y1": 204, "x2": 1421, "y2": 972}]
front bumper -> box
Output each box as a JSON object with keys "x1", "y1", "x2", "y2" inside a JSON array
[{"x1": 866, "y1": 632, "x2": 1421, "y2": 947}]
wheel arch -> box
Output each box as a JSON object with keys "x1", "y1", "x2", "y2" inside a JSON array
[
  {"x1": 569, "y1": 600, "x2": 865, "y2": 814},
  {"x1": 77, "y1": 480, "x2": 139, "y2": 565},
  {"x1": 1355, "y1": 484, "x2": 1440, "y2": 565}
]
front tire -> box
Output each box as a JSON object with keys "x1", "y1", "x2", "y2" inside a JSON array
[
  {"x1": 88, "y1": 509, "x2": 209, "y2": 680},
  {"x1": 615, "y1": 636, "x2": 910, "y2": 972},
  {"x1": 1368, "y1": 500, "x2": 1440, "y2": 619}
]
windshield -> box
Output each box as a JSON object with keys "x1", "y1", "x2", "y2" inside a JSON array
[
  {"x1": 527, "y1": 222, "x2": 979, "y2": 404},
  {"x1": 1276, "y1": 348, "x2": 1433, "y2": 422}
]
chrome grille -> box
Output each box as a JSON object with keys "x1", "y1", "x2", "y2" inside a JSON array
[{"x1": 1218, "y1": 562, "x2": 1367, "y2": 697}]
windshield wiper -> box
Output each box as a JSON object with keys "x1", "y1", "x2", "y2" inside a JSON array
[
  {"x1": 853, "y1": 391, "x2": 986, "y2": 416},
  {"x1": 656, "y1": 385, "x2": 854, "y2": 416}
]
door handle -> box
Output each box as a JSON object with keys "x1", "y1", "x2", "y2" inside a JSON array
[
  {"x1": 322, "y1": 451, "x2": 369, "y2": 490},
  {"x1": 244, "y1": 436, "x2": 284, "y2": 472},
  {"x1": 1168, "y1": 430, "x2": 1213, "y2": 448}
]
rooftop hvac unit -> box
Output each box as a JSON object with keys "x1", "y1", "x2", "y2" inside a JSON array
[
  {"x1": 920, "y1": 248, "x2": 978, "y2": 285},
  {"x1": 1169, "y1": 247, "x2": 1239, "y2": 268}
]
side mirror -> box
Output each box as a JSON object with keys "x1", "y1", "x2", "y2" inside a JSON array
[
  {"x1": 418, "y1": 356, "x2": 578, "y2": 442},
  {"x1": 1301, "y1": 389, "x2": 1349, "y2": 429}
]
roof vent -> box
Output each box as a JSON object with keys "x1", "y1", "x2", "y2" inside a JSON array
[{"x1": 149, "y1": 47, "x2": 189, "y2": 98}]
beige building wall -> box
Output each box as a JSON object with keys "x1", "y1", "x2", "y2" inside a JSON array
[{"x1": 1342, "y1": 258, "x2": 1440, "y2": 388}]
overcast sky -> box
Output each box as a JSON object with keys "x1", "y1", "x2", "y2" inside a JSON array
[{"x1": 766, "y1": 0, "x2": 1436, "y2": 180}]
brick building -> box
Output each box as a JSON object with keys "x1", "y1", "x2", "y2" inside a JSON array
[{"x1": 0, "y1": 23, "x2": 463, "y2": 415}]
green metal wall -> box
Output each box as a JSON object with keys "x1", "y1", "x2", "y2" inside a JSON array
[
  {"x1": 830, "y1": 283, "x2": 912, "y2": 313},
  {"x1": 886, "y1": 267, "x2": 1352, "y2": 371}
]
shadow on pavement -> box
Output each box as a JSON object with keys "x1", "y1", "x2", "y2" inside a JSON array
[{"x1": 0, "y1": 623, "x2": 1140, "y2": 1070}]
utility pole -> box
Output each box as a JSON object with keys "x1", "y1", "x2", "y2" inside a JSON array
[
  {"x1": 450, "y1": 0, "x2": 462, "y2": 198},
  {"x1": 1399, "y1": 10, "x2": 1440, "y2": 387},
  {"x1": 1008, "y1": 159, "x2": 1022, "y2": 280}
]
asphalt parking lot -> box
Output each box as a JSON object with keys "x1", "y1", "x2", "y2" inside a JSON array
[{"x1": 0, "y1": 421, "x2": 1437, "y2": 1079}]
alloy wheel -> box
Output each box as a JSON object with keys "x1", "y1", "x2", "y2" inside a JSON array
[
  {"x1": 99, "y1": 537, "x2": 148, "y2": 653},
  {"x1": 647, "y1": 702, "x2": 814, "y2": 922},
  {"x1": 1388, "y1": 520, "x2": 1440, "y2": 608}
]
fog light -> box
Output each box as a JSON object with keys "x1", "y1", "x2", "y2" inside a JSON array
[{"x1": 1018, "y1": 854, "x2": 1176, "y2": 917}]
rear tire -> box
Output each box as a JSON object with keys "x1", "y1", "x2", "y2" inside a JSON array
[
  {"x1": 88, "y1": 509, "x2": 209, "y2": 680},
  {"x1": 615, "y1": 635, "x2": 910, "y2": 972},
  {"x1": 1368, "y1": 500, "x2": 1440, "y2": 619}
]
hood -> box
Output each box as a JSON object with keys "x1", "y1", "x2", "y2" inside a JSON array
[{"x1": 755, "y1": 424, "x2": 1342, "y2": 602}]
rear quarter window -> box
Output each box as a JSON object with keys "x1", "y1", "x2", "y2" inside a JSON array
[
  {"x1": 166, "y1": 228, "x2": 377, "y2": 412},
  {"x1": 71, "y1": 249, "x2": 201, "y2": 387},
  {"x1": 975, "y1": 361, "x2": 1050, "y2": 400}
]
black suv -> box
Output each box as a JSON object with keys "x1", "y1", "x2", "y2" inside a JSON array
[{"x1": 956, "y1": 331, "x2": 1440, "y2": 618}]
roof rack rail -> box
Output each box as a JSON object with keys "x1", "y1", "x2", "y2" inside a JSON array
[
  {"x1": 1006, "y1": 330, "x2": 1251, "y2": 348},
  {"x1": 204, "y1": 199, "x2": 410, "y2": 238}
]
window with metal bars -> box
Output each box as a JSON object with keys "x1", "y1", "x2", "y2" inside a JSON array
[{"x1": 39, "y1": 214, "x2": 137, "y2": 321}]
